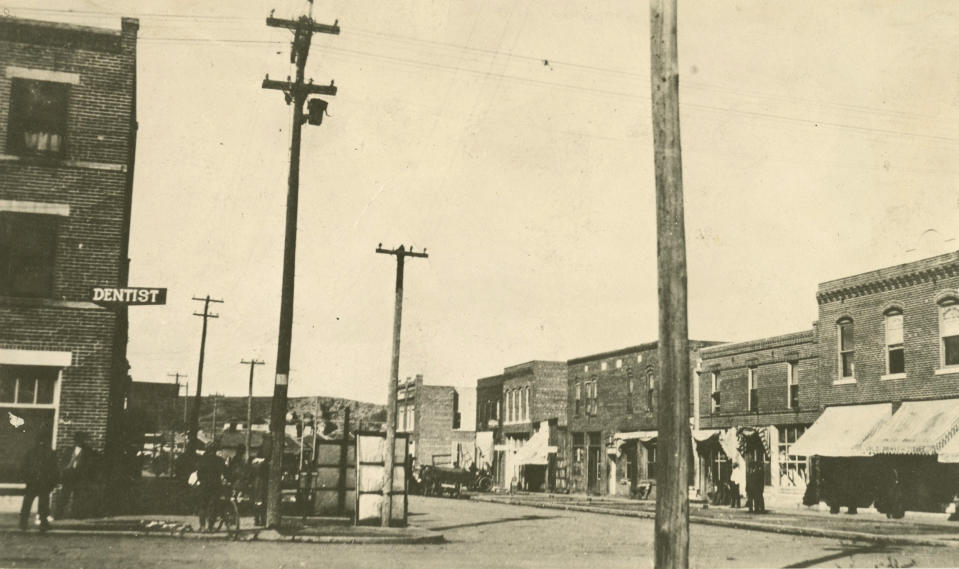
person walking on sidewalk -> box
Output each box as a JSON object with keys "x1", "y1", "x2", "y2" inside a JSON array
[
  {"x1": 746, "y1": 462, "x2": 766, "y2": 513},
  {"x1": 56, "y1": 431, "x2": 95, "y2": 519},
  {"x1": 19, "y1": 430, "x2": 58, "y2": 532}
]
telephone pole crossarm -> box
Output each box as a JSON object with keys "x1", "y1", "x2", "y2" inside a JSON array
[
  {"x1": 266, "y1": 16, "x2": 340, "y2": 35},
  {"x1": 262, "y1": 78, "x2": 337, "y2": 97}
]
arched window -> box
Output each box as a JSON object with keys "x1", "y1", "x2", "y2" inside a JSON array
[
  {"x1": 940, "y1": 298, "x2": 959, "y2": 368},
  {"x1": 646, "y1": 372, "x2": 656, "y2": 410},
  {"x1": 837, "y1": 318, "x2": 855, "y2": 379},
  {"x1": 884, "y1": 309, "x2": 905, "y2": 375},
  {"x1": 747, "y1": 366, "x2": 759, "y2": 411},
  {"x1": 626, "y1": 374, "x2": 634, "y2": 414}
]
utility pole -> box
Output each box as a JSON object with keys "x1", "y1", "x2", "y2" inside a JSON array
[
  {"x1": 376, "y1": 244, "x2": 428, "y2": 527},
  {"x1": 650, "y1": 1, "x2": 691, "y2": 568},
  {"x1": 211, "y1": 393, "x2": 219, "y2": 435},
  {"x1": 241, "y1": 359, "x2": 265, "y2": 461},
  {"x1": 168, "y1": 371, "x2": 187, "y2": 429},
  {"x1": 262, "y1": 0, "x2": 339, "y2": 529},
  {"x1": 190, "y1": 295, "x2": 223, "y2": 444},
  {"x1": 183, "y1": 380, "x2": 189, "y2": 425}
]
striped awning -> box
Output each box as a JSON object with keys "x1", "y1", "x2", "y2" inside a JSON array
[
  {"x1": 862, "y1": 398, "x2": 959, "y2": 456},
  {"x1": 790, "y1": 403, "x2": 892, "y2": 457},
  {"x1": 938, "y1": 429, "x2": 959, "y2": 463}
]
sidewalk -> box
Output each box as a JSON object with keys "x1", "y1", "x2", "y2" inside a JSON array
[
  {"x1": 471, "y1": 492, "x2": 959, "y2": 547},
  {"x1": 0, "y1": 513, "x2": 444, "y2": 544}
]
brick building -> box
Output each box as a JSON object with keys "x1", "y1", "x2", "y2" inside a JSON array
[
  {"x1": 395, "y1": 374, "x2": 475, "y2": 472},
  {"x1": 696, "y1": 330, "x2": 819, "y2": 505},
  {"x1": 0, "y1": 17, "x2": 139, "y2": 489},
  {"x1": 474, "y1": 361, "x2": 567, "y2": 492},
  {"x1": 566, "y1": 341, "x2": 718, "y2": 497},
  {"x1": 792, "y1": 250, "x2": 959, "y2": 513}
]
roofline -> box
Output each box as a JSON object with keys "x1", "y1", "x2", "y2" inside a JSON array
[
  {"x1": 0, "y1": 16, "x2": 129, "y2": 36},
  {"x1": 567, "y1": 339, "x2": 723, "y2": 365},
  {"x1": 817, "y1": 250, "x2": 959, "y2": 304},
  {"x1": 700, "y1": 330, "x2": 815, "y2": 358}
]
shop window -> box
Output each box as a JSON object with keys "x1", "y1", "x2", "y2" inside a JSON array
[
  {"x1": 837, "y1": 318, "x2": 855, "y2": 379},
  {"x1": 7, "y1": 79, "x2": 69, "y2": 156},
  {"x1": 787, "y1": 362, "x2": 799, "y2": 410},
  {"x1": 646, "y1": 443, "x2": 657, "y2": 480},
  {"x1": 0, "y1": 213, "x2": 58, "y2": 298},
  {"x1": 940, "y1": 298, "x2": 959, "y2": 368},
  {"x1": 885, "y1": 310, "x2": 905, "y2": 375},
  {"x1": 748, "y1": 367, "x2": 758, "y2": 411},
  {"x1": 710, "y1": 371, "x2": 721, "y2": 414},
  {"x1": 777, "y1": 425, "x2": 808, "y2": 489},
  {"x1": 0, "y1": 366, "x2": 58, "y2": 484}
]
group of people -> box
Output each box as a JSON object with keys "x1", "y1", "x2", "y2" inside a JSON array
[
  {"x1": 713, "y1": 461, "x2": 766, "y2": 514},
  {"x1": 187, "y1": 442, "x2": 270, "y2": 530},
  {"x1": 19, "y1": 430, "x2": 96, "y2": 532}
]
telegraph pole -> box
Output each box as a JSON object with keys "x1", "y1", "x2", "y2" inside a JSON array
[
  {"x1": 241, "y1": 359, "x2": 265, "y2": 461},
  {"x1": 168, "y1": 371, "x2": 187, "y2": 425},
  {"x1": 190, "y1": 295, "x2": 223, "y2": 444},
  {"x1": 376, "y1": 244, "x2": 428, "y2": 527},
  {"x1": 262, "y1": 0, "x2": 339, "y2": 529},
  {"x1": 650, "y1": 1, "x2": 691, "y2": 567}
]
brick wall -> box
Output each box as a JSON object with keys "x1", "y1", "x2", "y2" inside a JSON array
[
  {"x1": 698, "y1": 330, "x2": 820, "y2": 430},
  {"x1": 0, "y1": 17, "x2": 137, "y2": 462},
  {"x1": 815, "y1": 251, "x2": 959, "y2": 406}
]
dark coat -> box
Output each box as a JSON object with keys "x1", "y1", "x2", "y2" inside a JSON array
[{"x1": 20, "y1": 444, "x2": 59, "y2": 491}]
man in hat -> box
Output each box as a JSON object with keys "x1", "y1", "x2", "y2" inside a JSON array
[{"x1": 19, "y1": 430, "x2": 58, "y2": 532}]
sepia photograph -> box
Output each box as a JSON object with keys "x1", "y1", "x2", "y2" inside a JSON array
[{"x1": 1, "y1": 1, "x2": 958, "y2": 568}]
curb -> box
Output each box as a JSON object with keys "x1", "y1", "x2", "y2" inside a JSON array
[
  {"x1": 0, "y1": 526, "x2": 445, "y2": 545},
  {"x1": 470, "y1": 496, "x2": 959, "y2": 548}
]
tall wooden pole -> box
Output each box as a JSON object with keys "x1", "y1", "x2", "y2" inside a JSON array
[
  {"x1": 242, "y1": 359, "x2": 265, "y2": 461},
  {"x1": 376, "y1": 244, "x2": 428, "y2": 527},
  {"x1": 650, "y1": 0, "x2": 691, "y2": 567}
]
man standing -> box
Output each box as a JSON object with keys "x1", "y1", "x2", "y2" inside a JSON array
[
  {"x1": 19, "y1": 431, "x2": 59, "y2": 532},
  {"x1": 196, "y1": 442, "x2": 226, "y2": 532},
  {"x1": 747, "y1": 462, "x2": 766, "y2": 514},
  {"x1": 57, "y1": 431, "x2": 94, "y2": 519}
]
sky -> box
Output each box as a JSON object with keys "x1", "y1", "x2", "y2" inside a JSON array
[{"x1": 5, "y1": 1, "x2": 958, "y2": 405}]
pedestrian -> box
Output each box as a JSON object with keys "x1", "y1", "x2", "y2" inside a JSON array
[
  {"x1": 727, "y1": 480, "x2": 742, "y2": 509},
  {"x1": 195, "y1": 442, "x2": 226, "y2": 532},
  {"x1": 884, "y1": 467, "x2": 904, "y2": 519},
  {"x1": 56, "y1": 431, "x2": 94, "y2": 519},
  {"x1": 19, "y1": 430, "x2": 58, "y2": 532},
  {"x1": 746, "y1": 462, "x2": 765, "y2": 513},
  {"x1": 250, "y1": 446, "x2": 270, "y2": 526}
]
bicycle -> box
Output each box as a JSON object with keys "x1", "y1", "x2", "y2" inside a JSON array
[{"x1": 198, "y1": 485, "x2": 240, "y2": 539}]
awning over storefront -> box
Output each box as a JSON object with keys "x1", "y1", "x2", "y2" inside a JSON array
[
  {"x1": 862, "y1": 398, "x2": 959, "y2": 456},
  {"x1": 790, "y1": 403, "x2": 892, "y2": 457},
  {"x1": 692, "y1": 429, "x2": 722, "y2": 443},
  {"x1": 513, "y1": 423, "x2": 557, "y2": 466},
  {"x1": 613, "y1": 430, "x2": 658, "y2": 443},
  {"x1": 937, "y1": 429, "x2": 959, "y2": 463}
]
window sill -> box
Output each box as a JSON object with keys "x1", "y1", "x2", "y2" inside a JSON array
[
  {"x1": 934, "y1": 367, "x2": 959, "y2": 376},
  {"x1": 832, "y1": 377, "x2": 857, "y2": 385},
  {"x1": 880, "y1": 373, "x2": 907, "y2": 381}
]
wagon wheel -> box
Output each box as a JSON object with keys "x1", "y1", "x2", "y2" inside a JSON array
[{"x1": 476, "y1": 475, "x2": 493, "y2": 493}]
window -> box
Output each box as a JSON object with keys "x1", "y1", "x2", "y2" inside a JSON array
[
  {"x1": 452, "y1": 391, "x2": 461, "y2": 429},
  {"x1": 585, "y1": 381, "x2": 598, "y2": 416},
  {"x1": 0, "y1": 366, "x2": 59, "y2": 484},
  {"x1": 574, "y1": 383, "x2": 582, "y2": 416},
  {"x1": 837, "y1": 319, "x2": 855, "y2": 378},
  {"x1": 637, "y1": 355, "x2": 643, "y2": 363},
  {"x1": 777, "y1": 425, "x2": 808, "y2": 489},
  {"x1": 601, "y1": 361, "x2": 608, "y2": 371},
  {"x1": 787, "y1": 363, "x2": 799, "y2": 410},
  {"x1": 0, "y1": 366, "x2": 57, "y2": 405},
  {"x1": 710, "y1": 372, "x2": 721, "y2": 414},
  {"x1": 748, "y1": 367, "x2": 758, "y2": 411},
  {"x1": 0, "y1": 213, "x2": 58, "y2": 298},
  {"x1": 626, "y1": 375, "x2": 634, "y2": 414},
  {"x1": 398, "y1": 405, "x2": 406, "y2": 431},
  {"x1": 646, "y1": 372, "x2": 655, "y2": 410},
  {"x1": 495, "y1": 400, "x2": 501, "y2": 421},
  {"x1": 7, "y1": 79, "x2": 69, "y2": 156},
  {"x1": 940, "y1": 299, "x2": 959, "y2": 368},
  {"x1": 646, "y1": 442, "x2": 657, "y2": 480},
  {"x1": 616, "y1": 359, "x2": 622, "y2": 369},
  {"x1": 885, "y1": 310, "x2": 905, "y2": 375},
  {"x1": 524, "y1": 386, "x2": 529, "y2": 421},
  {"x1": 408, "y1": 406, "x2": 415, "y2": 431},
  {"x1": 507, "y1": 390, "x2": 514, "y2": 423}
]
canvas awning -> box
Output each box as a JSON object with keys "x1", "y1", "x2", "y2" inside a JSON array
[
  {"x1": 613, "y1": 430, "x2": 658, "y2": 443},
  {"x1": 862, "y1": 398, "x2": 959, "y2": 456},
  {"x1": 790, "y1": 403, "x2": 892, "y2": 457},
  {"x1": 514, "y1": 423, "x2": 557, "y2": 466},
  {"x1": 692, "y1": 429, "x2": 722, "y2": 443},
  {"x1": 937, "y1": 429, "x2": 959, "y2": 463}
]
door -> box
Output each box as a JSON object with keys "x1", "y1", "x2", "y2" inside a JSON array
[{"x1": 587, "y1": 447, "x2": 601, "y2": 494}]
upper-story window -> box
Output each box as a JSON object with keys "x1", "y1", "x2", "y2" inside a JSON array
[
  {"x1": 523, "y1": 386, "x2": 529, "y2": 422},
  {"x1": 884, "y1": 309, "x2": 905, "y2": 375},
  {"x1": 646, "y1": 372, "x2": 655, "y2": 411},
  {"x1": 601, "y1": 361, "x2": 608, "y2": 371},
  {"x1": 585, "y1": 381, "x2": 598, "y2": 416},
  {"x1": 747, "y1": 367, "x2": 758, "y2": 411},
  {"x1": 837, "y1": 318, "x2": 855, "y2": 379},
  {"x1": 616, "y1": 359, "x2": 623, "y2": 369},
  {"x1": 626, "y1": 374, "x2": 634, "y2": 414},
  {"x1": 0, "y1": 213, "x2": 58, "y2": 298},
  {"x1": 787, "y1": 362, "x2": 799, "y2": 410},
  {"x1": 7, "y1": 79, "x2": 69, "y2": 157},
  {"x1": 710, "y1": 372, "x2": 721, "y2": 414},
  {"x1": 940, "y1": 298, "x2": 959, "y2": 368},
  {"x1": 505, "y1": 390, "x2": 512, "y2": 423},
  {"x1": 574, "y1": 382, "x2": 582, "y2": 416}
]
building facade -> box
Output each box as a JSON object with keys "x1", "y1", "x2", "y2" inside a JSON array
[
  {"x1": 474, "y1": 361, "x2": 567, "y2": 492},
  {"x1": 396, "y1": 374, "x2": 475, "y2": 472},
  {"x1": 566, "y1": 341, "x2": 718, "y2": 497},
  {"x1": 696, "y1": 330, "x2": 819, "y2": 505},
  {"x1": 0, "y1": 17, "x2": 139, "y2": 489},
  {"x1": 793, "y1": 250, "x2": 959, "y2": 513}
]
